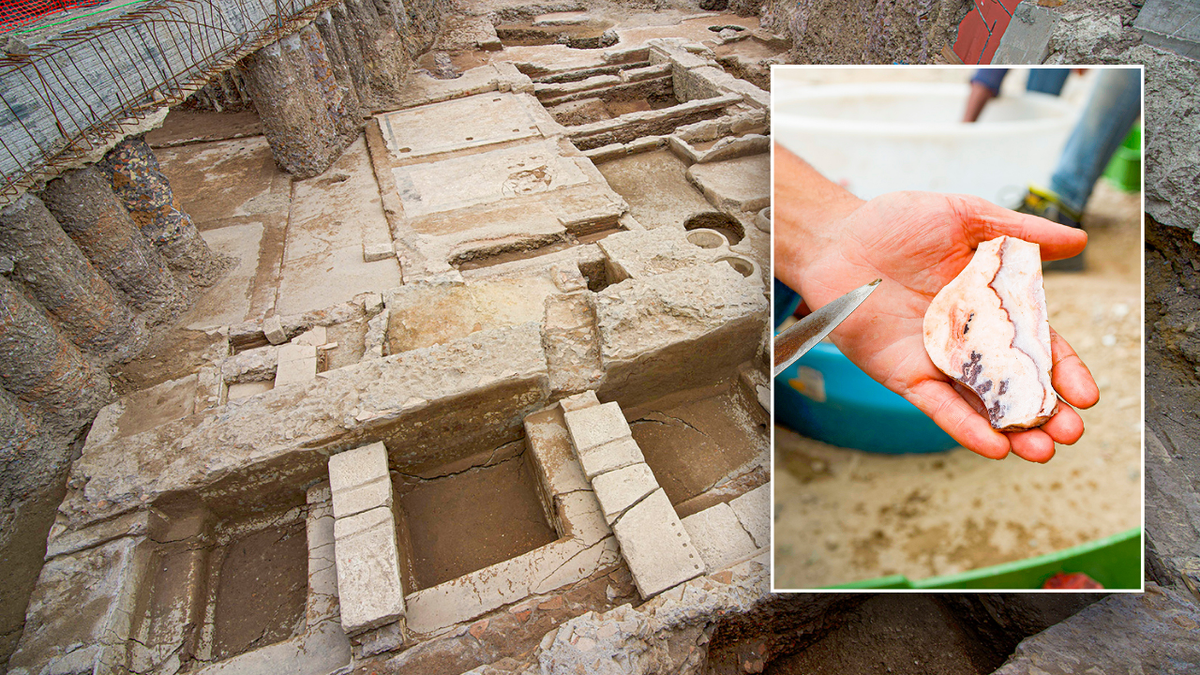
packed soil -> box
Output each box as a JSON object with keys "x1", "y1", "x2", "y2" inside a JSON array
[
  {"x1": 774, "y1": 181, "x2": 1143, "y2": 588},
  {"x1": 766, "y1": 595, "x2": 1006, "y2": 675},
  {"x1": 211, "y1": 521, "x2": 308, "y2": 659},
  {"x1": 625, "y1": 377, "x2": 769, "y2": 508},
  {"x1": 397, "y1": 449, "x2": 557, "y2": 590}
]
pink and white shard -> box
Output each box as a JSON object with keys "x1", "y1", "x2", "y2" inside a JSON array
[{"x1": 923, "y1": 236, "x2": 1058, "y2": 431}]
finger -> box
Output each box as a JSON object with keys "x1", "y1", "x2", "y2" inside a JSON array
[
  {"x1": 1006, "y1": 427, "x2": 1057, "y2": 463},
  {"x1": 1049, "y1": 328, "x2": 1100, "y2": 409},
  {"x1": 1040, "y1": 402, "x2": 1085, "y2": 445},
  {"x1": 906, "y1": 380, "x2": 1011, "y2": 460},
  {"x1": 952, "y1": 194, "x2": 1087, "y2": 260}
]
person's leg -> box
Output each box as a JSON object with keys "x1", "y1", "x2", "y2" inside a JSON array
[
  {"x1": 1047, "y1": 68, "x2": 1141, "y2": 214},
  {"x1": 1025, "y1": 68, "x2": 1070, "y2": 96}
]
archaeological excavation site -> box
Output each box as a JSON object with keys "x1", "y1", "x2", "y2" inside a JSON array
[{"x1": 1, "y1": 0, "x2": 1199, "y2": 673}]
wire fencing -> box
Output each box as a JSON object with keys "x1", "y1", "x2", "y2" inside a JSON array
[{"x1": 0, "y1": 0, "x2": 336, "y2": 206}]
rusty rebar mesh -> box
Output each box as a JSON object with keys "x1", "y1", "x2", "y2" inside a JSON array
[{"x1": 0, "y1": 0, "x2": 340, "y2": 207}]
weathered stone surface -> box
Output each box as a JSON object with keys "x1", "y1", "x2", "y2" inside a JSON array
[
  {"x1": 525, "y1": 405, "x2": 590, "y2": 499},
  {"x1": 329, "y1": 441, "x2": 392, "y2": 519},
  {"x1": 686, "y1": 154, "x2": 769, "y2": 213},
  {"x1": 543, "y1": 292, "x2": 603, "y2": 397},
  {"x1": 522, "y1": 552, "x2": 770, "y2": 675},
  {"x1": 611, "y1": 488, "x2": 704, "y2": 598},
  {"x1": 595, "y1": 264, "x2": 767, "y2": 405},
  {"x1": 598, "y1": 226, "x2": 715, "y2": 279},
  {"x1": 992, "y1": 1, "x2": 1060, "y2": 64},
  {"x1": 263, "y1": 314, "x2": 288, "y2": 344},
  {"x1": 591, "y1": 462, "x2": 658, "y2": 523},
  {"x1": 7, "y1": 537, "x2": 151, "y2": 674},
  {"x1": 62, "y1": 322, "x2": 550, "y2": 529},
  {"x1": 728, "y1": 484, "x2": 769, "y2": 549},
  {"x1": 1135, "y1": 0, "x2": 1200, "y2": 60},
  {"x1": 275, "y1": 343, "x2": 318, "y2": 386},
  {"x1": 993, "y1": 584, "x2": 1200, "y2": 674},
  {"x1": 681, "y1": 502, "x2": 758, "y2": 571},
  {"x1": 334, "y1": 506, "x2": 406, "y2": 634},
  {"x1": 378, "y1": 92, "x2": 546, "y2": 160},
  {"x1": 564, "y1": 401, "x2": 632, "y2": 453},
  {"x1": 578, "y1": 437, "x2": 645, "y2": 480}
]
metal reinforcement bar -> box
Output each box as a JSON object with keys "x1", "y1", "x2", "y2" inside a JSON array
[{"x1": 0, "y1": 0, "x2": 341, "y2": 207}]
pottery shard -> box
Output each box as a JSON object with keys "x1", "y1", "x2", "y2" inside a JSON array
[{"x1": 923, "y1": 236, "x2": 1057, "y2": 430}]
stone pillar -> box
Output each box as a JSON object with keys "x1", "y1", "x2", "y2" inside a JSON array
[
  {"x1": 40, "y1": 165, "x2": 186, "y2": 314},
  {"x1": 0, "y1": 274, "x2": 112, "y2": 429},
  {"x1": 97, "y1": 136, "x2": 224, "y2": 285},
  {"x1": 241, "y1": 33, "x2": 343, "y2": 178},
  {"x1": 341, "y1": 0, "x2": 409, "y2": 107},
  {"x1": 314, "y1": 10, "x2": 366, "y2": 124},
  {"x1": 0, "y1": 194, "x2": 146, "y2": 360},
  {"x1": 0, "y1": 385, "x2": 41, "y2": 455},
  {"x1": 299, "y1": 23, "x2": 360, "y2": 145}
]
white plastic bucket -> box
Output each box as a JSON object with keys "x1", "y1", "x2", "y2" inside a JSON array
[{"x1": 772, "y1": 83, "x2": 1079, "y2": 205}]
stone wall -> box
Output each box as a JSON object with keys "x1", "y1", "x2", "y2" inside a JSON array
[{"x1": 758, "y1": 0, "x2": 970, "y2": 64}]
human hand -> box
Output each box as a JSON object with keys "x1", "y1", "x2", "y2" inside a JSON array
[{"x1": 774, "y1": 146, "x2": 1099, "y2": 462}]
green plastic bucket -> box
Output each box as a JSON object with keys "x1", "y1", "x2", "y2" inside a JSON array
[
  {"x1": 827, "y1": 527, "x2": 1142, "y2": 590},
  {"x1": 1102, "y1": 123, "x2": 1141, "y2": 193}
]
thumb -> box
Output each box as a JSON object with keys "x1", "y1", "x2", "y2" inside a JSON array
[{"x1": 952, "y1": 194, "x2": 1087, "y2": 261}]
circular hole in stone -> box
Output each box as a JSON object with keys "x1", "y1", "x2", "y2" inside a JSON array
[
  {"x1": 717, "y1": 255, "x2": 755, "y2": 278},
  {"x1": 686, "y1": 228, "x2": 727, "y2": 249},
  {"x1": 399, "y1": 147, "x2": 412, "y2": 153},
  {"x1": 684, "y1": 211, "x2": 744, "y2": 245},
  {"x1": 755, "y1": 206, "x2": 771, "y2": 233}
]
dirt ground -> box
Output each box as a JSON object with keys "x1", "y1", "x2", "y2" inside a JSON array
[{"x1": 774, "y1": 181, "x2": 1143, "y2": 589}]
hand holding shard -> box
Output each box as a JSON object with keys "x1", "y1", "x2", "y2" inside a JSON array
[{"x1": 924, "y1": 236, "x2": 1058, "y2": 431}]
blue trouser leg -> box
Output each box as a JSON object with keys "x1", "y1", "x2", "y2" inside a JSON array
[
  {"x1": 1025, "y1": 68, "x2": 1070, "y2": 96},
  {"x1": 1048, "y1": 68, "x2": 1141, "y2": 214}
]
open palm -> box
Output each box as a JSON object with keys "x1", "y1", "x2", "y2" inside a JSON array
[{"x1": 775, "y1": 153, "x2": 1099, "y2": 462}]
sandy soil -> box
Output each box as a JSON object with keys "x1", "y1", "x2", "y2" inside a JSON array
[{"x1": 774, "y1": 181, "x2": 1143, "y2": 589}]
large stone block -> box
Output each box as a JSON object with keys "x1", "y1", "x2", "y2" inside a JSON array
[
  {"x1": 333, "y1": 506, "x2": 406, "y2": 635},
  {"x1": 328, "y1": 441, "x2": 392, "y2": 519},
  {"x1": 728, "y1": 483, "x2": 769, "y2": 549},
  {"x1": 595, "y1": 264, "x2": 767, "y2": 405},
  {"x1": 611, "y1": 488, "x2": 704, "y2": 598},
  {"x1": 591, "y1": 462, "x2": 658, "y2": 524},
  {"x1": 686, "y1": 154, "x2": 770, "y2": 213},
  {"x1": 563, "y1": 401, "x2": 632, "y2": 453},
  {"x1": 681, "y1": 502, "x2": 758, "y2": 571},
  {"x1": 275, "y1": 343, "x2": 318, "y2": 386},
  {"x1": 578, "y1": 437, "x2": 645, "y2": 480}
]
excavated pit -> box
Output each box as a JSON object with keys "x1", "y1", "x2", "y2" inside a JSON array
[{"x1": 393, "y1": 441, "x2": 557, "y2": 590}]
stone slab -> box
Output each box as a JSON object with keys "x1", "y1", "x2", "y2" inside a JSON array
[
  {"x1": 292, "y1": 326, "x2": 327, "y2": 346},
  {"x1": 227, "y1": 380, "x2": 274, "y2": 400},
  {"x1": 329, "y1": 441, "x2": 392, "y2": 519},
  {"x1": 611, "y1": 488, "x2": 705, "y2": 598},
  {"x1": 1134, "y1": 0, "x2": 1200, "y2": 60},
  {"x1": 182, "y1": 220, "x2": 266, "y2": 330},
  {"x1": 681, "y1": 502, "x2": 758, "y2": 571},
  {"x1": 7, "y1": 536, "x2": 151, "y2": 674},
  {"x1": 686, "y1": 153, "x2": 770, "y2": 213},
  {"x1": 276, "y1": 242, "x2": 402, "y2": 317},
  {"x1": 594, "y1": 264, "x2": 767, "y2": 405},
  {"x1": 591, "y1": 462, "x2": 659, "y2": 523},
  {"x1": 391, "y1": 139, "x2": 590, "y2": 218},
  {"x1": 333, "y1": 506, "x2": 406, "y2": 635},
  {"x1": 378, "y1": 93, "x2": 543, "y2": 159},
  {"x1": 728, "y1": 483, "x2": 769, "y2": 549},
  {"x1": 992, "y1": 1, "x2": 1061, "y2": 64},
  {"x1": 993, "y1": 584, "x2": 1200, "y2": 675},
  {"x1": 564, "y1": 401, "x2": 632, "y2": 453},
  {"x1": 598, "y1": 226, "x2": 713, "y2": 279},
  {"x1": 524, "y1": 406, "x2": 590, "y2": 498},
  {"x1": 275, "y1": 343, "x2": 318, "y2": 386},
  {"x1": 579, "y1": 437, "x2": 645, "y2": 480}
]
